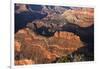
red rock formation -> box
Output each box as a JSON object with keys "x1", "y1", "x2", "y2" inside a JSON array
[
  {"x1": 15, "y1": 59, "x2": 34, "y2": 65},
  {"x1": 15, "y1": 40, "x2": 21, "y2": 52},
  {"x1": 54, "y1": 31, "x2": 80, "y2": 40},
  {"x1": 15, "y1": 28, "x2": 84, "y2": 65},
  {"x1": 62, "y1": 8, "x2": 94, "y2": 27}
]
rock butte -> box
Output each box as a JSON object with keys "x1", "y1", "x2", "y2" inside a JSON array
[
  {"x1": 62, "y1": 8, "x2": 94, "y2": 27},
  {"x1": 15, "y1": 28, "x2": 84, "y2": 65}
]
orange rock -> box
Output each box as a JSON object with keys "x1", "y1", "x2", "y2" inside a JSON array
[
  {"x1": 15, "y1": 59, "x2": 34, "y2": 65},
  {"x1": 15, "y1": 28, "x2": 84, "y2": 65},
  {"x1": 15, "y1": 40, "x2": 21, "y2": 52},
  {"x1": 62, "y1": 8, "x2": 94, "y2": 27},
  {"x1": 16, "y1": 29, "x2": 28, "y2": 35},
  {"x1": 54, "y1": 31, "x2": 80, "y2": 41}
]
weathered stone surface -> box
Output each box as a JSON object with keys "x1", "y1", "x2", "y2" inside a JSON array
[
  {"x1": 14, "y1": 4, "x2": 94, "y2": 65},
  {"x1": 62, "y1": 8, "x2": 94, "y2": 27},
  {"x1": 15, "y1": 40, "x2": 21, "y2": 52},
  {"x1": 15, "y1": 59, "x2": 34, "y2": 65},
  {"x1": 15, "y1": 28, "x2": 84, "y2": 65}
]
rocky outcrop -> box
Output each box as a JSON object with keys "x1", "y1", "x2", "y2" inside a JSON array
[
  {"x1": 54, "y1": 31, "x2": 80, "y2": 40},
  {"x1": 15, "y1": 40, "x2": 21, "y2": 52},
  {"x1": 15, "y1": 59, "x2": 34, "y2": 65},
  {"x1": 62, "y1": 8, "x2": 94, "y2": 27},
  {"x1": 15, "y1": 28, "x2": 84, "y2": 65},
  {"x1": 14, "y1": 4, "x2": 94, "y2": 65},
  {"x1": 15, "y1": 4, "x2": 29, "y2": 13}
]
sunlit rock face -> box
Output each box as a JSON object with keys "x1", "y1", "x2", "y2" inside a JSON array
[
  {"x1": 15, "y1": 40, "x2": 21, "y2": 52},
  {"x1": 15, "y1": 59, "x2": 34, "y2": 65},
  {"x1": 14, "y1": 4, "x2": 94, "y2": 65},
  {"x1": 62, "y1": 8, "x2": 94, "y2": 27},
  {"x1": 15, "y1": 28, "x2": 84, "y2": 65}
]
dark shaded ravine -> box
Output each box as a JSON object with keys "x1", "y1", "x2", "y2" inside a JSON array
[
  {"x1": 62, "y1": 23, "x2": 94, "y2": 61},
  {"x1": 63, "y1": 23, "x2": 94, "y2": 43},
  {"x1": 15, "y1": 11, "x2": 47, "y2": 33},
  {"x1": 15, "y1": 10, "x2": 94, "y2": 61},
  {"x1": 52, "y1": 23, "x2": 94, "y2": 62},
  {"x1": 31, "y1": 23, "x2": 94, "y2": 61}
]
